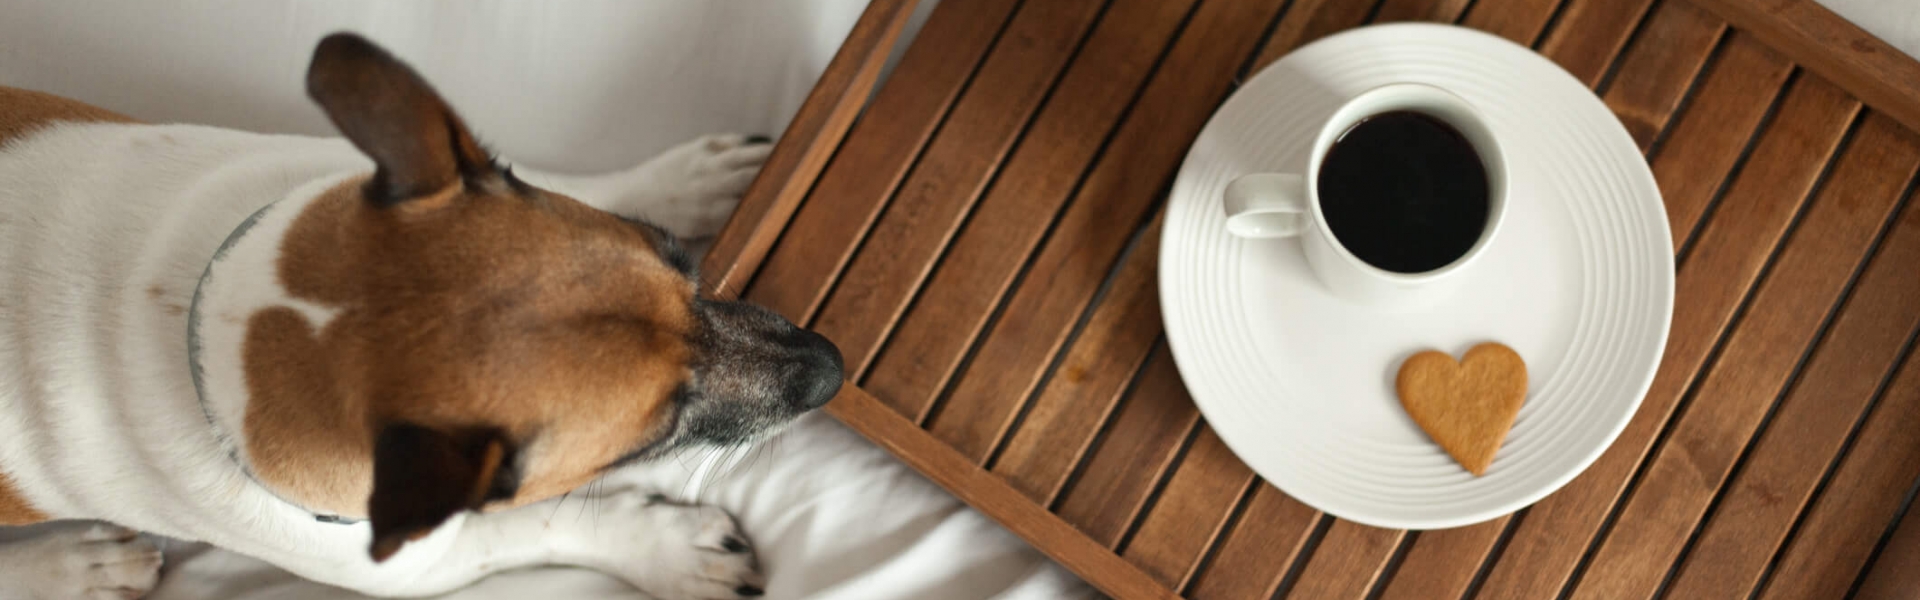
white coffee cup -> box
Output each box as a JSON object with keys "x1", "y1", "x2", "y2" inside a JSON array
[{"x1": 1223, "y1": 82, "x2": 1507, "y2": 308}]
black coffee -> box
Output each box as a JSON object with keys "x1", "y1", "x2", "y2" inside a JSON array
[{"x1": 1317, "y1": 110, "x2": 1489, "y2": 274}]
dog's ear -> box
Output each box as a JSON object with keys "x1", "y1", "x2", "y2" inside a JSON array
[
  {"x1": 366, "y1": 423, "x2": 519, "y2": 562},
  {"x1": 305, "y1": 32, "x2": 492, "y2": 204}
]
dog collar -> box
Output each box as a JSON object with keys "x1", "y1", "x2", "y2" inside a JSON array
[{"x1": 187, "y1": 199, "x2": 362, "y2": 526}]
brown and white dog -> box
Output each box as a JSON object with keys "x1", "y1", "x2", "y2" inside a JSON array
[{"x1": 0, "y1": 33, "x2": 843, "y2": 599}]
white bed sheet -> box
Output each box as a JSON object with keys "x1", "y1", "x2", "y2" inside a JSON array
[
  {"x1": 146, "y1": 414, "x2": 1091, "y2": 600},
  {"x1": 1815, "y1": 0, "x2": 1920, "y2": 60},
  {"x1": 0, "y1": 2, "x2": 1091, "y2": 599}
]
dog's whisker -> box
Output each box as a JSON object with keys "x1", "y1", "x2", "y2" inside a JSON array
[
  {"x1": 590, "y1": 477, "x2": 605, "y2": 529},
  {"x1": 678, "y1": 446, "x2": 715, "y2": 500}
]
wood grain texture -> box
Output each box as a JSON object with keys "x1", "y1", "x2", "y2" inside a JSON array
[
  {"x1": 1120, "y1": 427, "x2": 1258, "y2": 590},
  {"x1": 1472, "y1": 73, "x2": 1859, "y2": 600},
  {"x1": 743, "y1": 0, "x2": 1021, "y2": 320},
  {"x1": 856, "y1": 0, "x2": 1200, "y2": 417},
  {"x1": 807, "y1": 0, "x2": 1110, "y2": 377},
  {"x1": 1569, "y1": 110, "x2": 1918, "y2": 600},
  {"x1": 698, "y1": 0, "x2": 916, "y2": 297},
  {"x1": 1538, "y1": 0, "x2": 1657, "y2": 85},
  {"x1": 1754, "y1": 247, "x2": 1920, "y2": 600},
  {"x1": 1601, "y1": 0, "x2": 1727, "y2": 150},
  {"x1": 1283, "y1": 520, "x2": 1407, "y2": 599},
  {"x1": 1054, "y1": 346, "x2": 1203, "y2": 547},
  {"x1": 1374, "y1": 517, "x2": 1509, "y2": 600},
  {"x1": 1373, "y1": 0, "x2": 1474, "y2": 23},
  {"x1": 822, "y1": 387, "x2": 1180, "y2": 600},
  {"x1": 1666, "y1": 150, "x2": 1920, "y2": 599},
  {"x1": 993, "y1": 214, "x2": 1165, "y2": 503},
  {"x1": 1103, "y1": 0, "x2": 1412, "y2": 584},
  {"x1": 1648, "y1": 33, "x2": 1796, "y2": 246},
  {"x1": 1185, "y1": 485, "x2": 1320, "y2": 600},
  {"x1": 1857, "y1": 498, "x2": 1920, "y2": 600},
  {"x1": 701, "y1": 0, "x2": 1920, "y2": 596},
  {"x1": 920, "y1": 0, "x2": 1290, "y2": 462},
  {"x1": 1459, "y1": 0, "x2": 1566, "y2": 44},
  {"x1": 1252, "y1": 0, "x2": 1382, "y2": 71},
  {"x1": 1689, "y1": 0, "x2": 1920, "y2": 135},
  {"x1": 1378, "y1": 6, "x2": 1727, "y2": 592}
]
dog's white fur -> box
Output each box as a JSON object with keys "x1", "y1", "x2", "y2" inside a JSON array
[{"x1": 0, "y1": 121, "x2": 771, "y2": 599}]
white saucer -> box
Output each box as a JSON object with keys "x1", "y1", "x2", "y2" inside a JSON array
[{"x1": 1159, "y1": 23, "x2": 1674, "y2": 530}]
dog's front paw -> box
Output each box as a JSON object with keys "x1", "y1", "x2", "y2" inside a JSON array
[
  {"x1": 0, "y1": 523, "x2": 162, "y2": 600},
  {"x1": 611, "y1": 133, "x2": 774, "y2": 239},
  {"x1": 582, "y1": 492, "x2": 765, "y2": 599}
]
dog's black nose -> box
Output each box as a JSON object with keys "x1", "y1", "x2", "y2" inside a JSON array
[{"x1": 792, "y1": 329, "x2": 845, "y2": 410}]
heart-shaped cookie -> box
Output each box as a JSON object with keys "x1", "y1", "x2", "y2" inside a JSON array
[{"x1": 1396, "y1": 343, "x2": 1528, "y2": 476}]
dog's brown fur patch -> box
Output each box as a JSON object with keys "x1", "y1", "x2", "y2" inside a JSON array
[
  {"x1": 0, "y1": 470, "x2": 49, "y2": 525},
  {"x1": 242, "y1": 175, "x2": 697, "y2": 516},
  {"x1": 0, "y1": 86, "x2": 136, "y2": 146}
]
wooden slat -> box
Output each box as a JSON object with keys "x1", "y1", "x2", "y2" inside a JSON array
[
  {"x1": 1054, "y1": 346, "x2": 1202, "y2": 547},
  {"x1": 822, "y1": 387, "x2": 1180, "y2": 600},
  {"x1": 1284, "y1": 521, "x2": 1407, "y2": 599},
  {"x1": 1666, "y1": 157, "x2": 1920, "y2": 598},
  {"x1": 918, "y1": 0, "x2": 1290, "y2": 462},
  {"x1": 1320, "y1": 1, "x2": 1649, "y2": 595},
  {"x1": 1570, "y1": 110, "x2": 1917, "y2": 600},
  {"x1": 1472, "y1": 73, "x2": 1859, "y2": 600},
  {"x1": 855, "y1": 0, "x2": 1200, "y2": 416},
  {"x1": 1760, "y1": 351, "x2": 1920, "y2": 599},
  {"x1": 1108, "y1": 2, "x2": 1435, "y2": 590},
  {"x1": 1251, "y1": 0, "x2": 1382, "y2": 71},
  {"x1": 1689, "y1": 0, "x2": 1920, "y2": 135},
  {"x1": 1601, "y1": 0, "x2": 1727, "y2": 150},
  {"x1": 702, "y1": 0, "x2": 1920, "y2": 596},
  {"x1": 1755, "y1": 261, "x2": 1920, "y2": 600},
  {"x1": 1857, "y1": 498, "x2": 1920, "y2": 600},
  {"x1": 1120, "y1": 427, "x2": 1258, "y2": 590},
  {"x1": 698, "y1": 0, "x2": 917, "y2": 297},
  {"x1": 1538, "y1": 0, "x2": 1656, "y2": 85},
  {"x1": 1373, "y1": 0, "x2": 1474, "y2": 23},
  {"x1": 993, "y1": 215, "x2": 1165, "y2": 503},
  {"x1": 1380, "y1": 8, "x2": 1728, "y2": 595},
  {"x1": 806, "y1": 0, "x2": 1110, "y2": 375},
  {"x1": 1649, "y1": 33, "x2": 1796, "y2": 245},
  {"x1": 1459, "y1": 0, "x2": 1565, "y2": 44},
  {"x1": 1186, "y1": 485, "x2": 1320, "y2": 600},
  {"x1": 1165, "y1": 1, "x2": 1512, "y2": 594},
  {"x1": 1376, "y1": 517, "x2": 1510, "y2": 600},
  {"x1": 742, "y1": 0, "x2": 1021, "y2": 319}
]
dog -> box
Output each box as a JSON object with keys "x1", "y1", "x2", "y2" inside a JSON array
[{"x1": 0, "y1": 32, "x2": 844, "y2": 599}]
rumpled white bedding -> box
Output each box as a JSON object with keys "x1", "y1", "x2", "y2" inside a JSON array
[
  {"x1": 1815, "y1": 0, "x2": 1920, "y2": 59},
  {"x1": 0, "y1": 1, "x2": 1092, "y2": 598},
  {"x1": 146, "y1": 414, "x2": 1091, "y2": 600}
]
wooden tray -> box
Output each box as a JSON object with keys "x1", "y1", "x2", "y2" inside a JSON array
[{"x1": 703, "y1": 0, "x2": 1920, "y2": 597}]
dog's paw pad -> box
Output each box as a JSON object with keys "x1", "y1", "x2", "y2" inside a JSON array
[
  {"x1": 699, "y1": 133, "x2": 773, "y2": 152},
  {"x1": 594, "y1": 494, "x2": 766, "y2": 600},
  {"x1": 80, "y1": 528, "x2": 162, "y2": 597},
  {"x1": 1, "y1": 523, "x2": 161, "y2": 600}
]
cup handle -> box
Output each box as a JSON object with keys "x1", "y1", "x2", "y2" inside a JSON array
[{"x1": 1223, "y1": 173, "x2": 1309, "y2": 238}]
